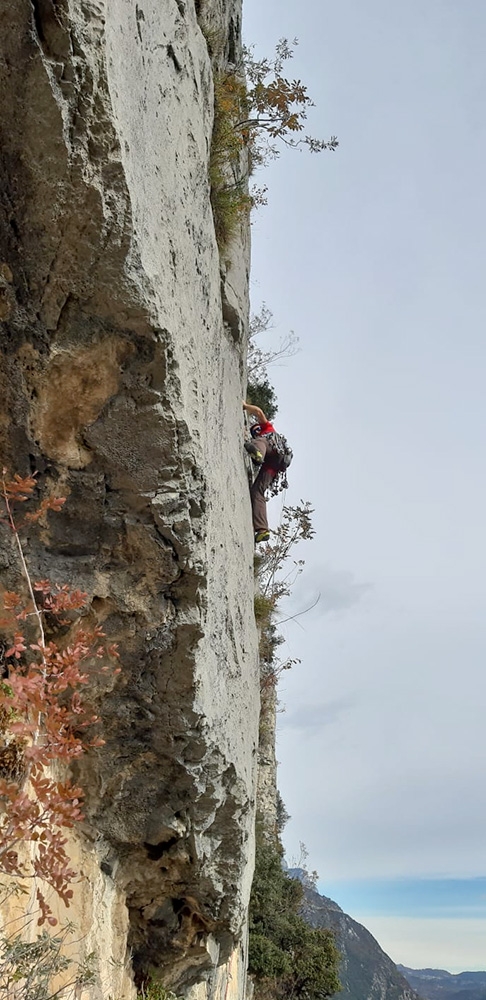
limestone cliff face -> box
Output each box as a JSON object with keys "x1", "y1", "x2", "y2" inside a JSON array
[
  {"x1": 0, "y1": 1, "x2": 259, "y2": 996},
  {"x1": 256, "y1": 683, "x2": 278, "y2": 840}
]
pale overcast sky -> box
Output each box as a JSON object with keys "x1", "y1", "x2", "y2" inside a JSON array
[{"x1": 243, "y1": 0, "x2": 486, "y2": 974}]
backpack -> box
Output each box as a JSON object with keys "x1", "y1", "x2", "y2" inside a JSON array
[
  {"x1": 265, "y1": 431, "x2": 293, "y2": 471},
  {"x1": 264, "y1": 431, "x2": 293, "y2": 495}
]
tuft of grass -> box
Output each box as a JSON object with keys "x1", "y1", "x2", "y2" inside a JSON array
[
  {"x1": 199, "y1": 22, "x2": 225, "y2": 63},
  {"x1": 253, "y1": 552, "x2": 264, "y2": 576},
  {"x1": 253, "y1": 593, "x2": 275, "y2": 625},
  {"x1": 137, "y1": 984, "x2": 182, "y2": 1000},
  {"x1": 254, "y1": 592, "x2": 284, "y2": 669}
]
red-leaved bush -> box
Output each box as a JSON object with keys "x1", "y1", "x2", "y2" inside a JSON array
[{"x1": 0, "y1": 471, "x2": 119, "y2": 925}]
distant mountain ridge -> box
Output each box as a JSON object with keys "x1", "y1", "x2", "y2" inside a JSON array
[
  {"x1": 397, "y1": 966, "x2": 486, "y2": 1000},
  {"x1": 288, "y1": 869, "x2": 422, "y2": 1000}
]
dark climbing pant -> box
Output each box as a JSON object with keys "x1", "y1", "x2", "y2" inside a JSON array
[{"x1": 250, "y1": 467, "x2": 275, "y2": 533}]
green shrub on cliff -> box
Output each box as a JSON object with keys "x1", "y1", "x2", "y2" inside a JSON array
[
  {"x1": 246, "y1": 376, "x2": 278, "y2": 421},
  {"x1": 249, "y1": 843, "x2": 341, "y2": 1000},
  {"x1": 137, "y1": 984, "x2": 182, "y2": 1000}
]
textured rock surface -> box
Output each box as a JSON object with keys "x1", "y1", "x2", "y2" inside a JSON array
[
  {"x1": 256, "y1": 683, "x2": 278, "y2": 838},
  {"x1": 0, "y1": 0, "x2": 258, "y2": 995}
]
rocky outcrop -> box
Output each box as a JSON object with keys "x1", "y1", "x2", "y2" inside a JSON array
[
  {"x1": 256, "y1": 682, "x2": 278, "y2": 839},
  {"x1": 294, "y1": 876, "x2": 423, "y2": 1000},
  {"x1": 0, "y1": 0, "x2": 259, "y2": 996}
]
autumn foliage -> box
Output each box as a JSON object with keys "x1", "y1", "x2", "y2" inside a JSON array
[
  {"x1": 209, "y1": 38, "x2": 338, "y2": 249},
  {"x1": 0, "y1": 471, "x2": 119, "y2": 926},
  {"x1": 241, "y1": 38, "x2": 338, "y2": 159}
]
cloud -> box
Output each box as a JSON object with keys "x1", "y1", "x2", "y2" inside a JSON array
[
  {"x1": 280, "y1": 696, "x2": 357, "y2": 733},
  {"x1": 281, "y1": 565, "x2": 372, "y2": 622},
  {"x1": 318, "y1": 569, "x2": 372, "y2": 614}
]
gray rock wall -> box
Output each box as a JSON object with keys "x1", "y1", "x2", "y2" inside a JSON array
[
  {"x1": 0, "y1": 0, "x2": 259, "y2": 994},
  {"x1": 257, "y1": 683, "x2": 278, "y2": 840}
]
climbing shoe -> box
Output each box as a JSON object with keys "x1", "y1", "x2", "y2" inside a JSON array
[
  {"x1": 255, "y1": 530, "x2": 270, "y2": 544},
  {"x1": 244, "y1": 441, "x2": 264, "y2": 464}
]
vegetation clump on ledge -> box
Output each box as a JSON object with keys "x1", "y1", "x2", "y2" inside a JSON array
[
  {"x1": 248, "y1": 841, "x2": 341, "y2": 1000},
  {"x1": 209, "y1": 72, "x2": 253, "y2": 250}
]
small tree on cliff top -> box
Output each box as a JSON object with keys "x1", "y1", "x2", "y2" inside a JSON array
[
  {"x1": 241, "y1": 38, "x2": 338, "y2": 165},
  {"x1": 209, "y1": 38, "x2": 338, "y2": 247}
]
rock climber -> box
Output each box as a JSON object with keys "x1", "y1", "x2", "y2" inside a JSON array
[{"x1": 243, "y1": 400, "x2": 281, "y2": 544}]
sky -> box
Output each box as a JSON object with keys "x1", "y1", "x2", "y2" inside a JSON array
[{"x1": 242, "y1": 0, "x2": 486, "y2": 975}]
